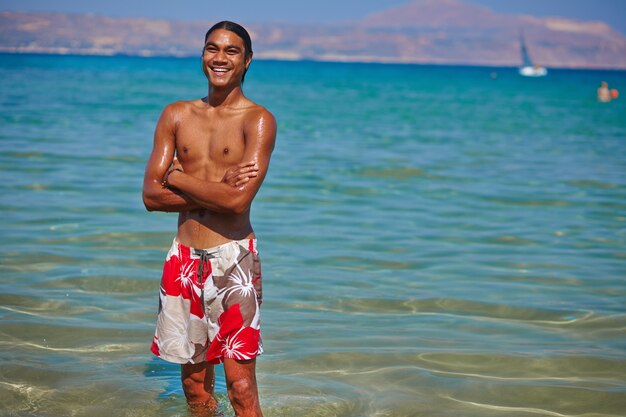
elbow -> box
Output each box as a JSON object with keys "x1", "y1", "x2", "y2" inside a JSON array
[
  {"x1": 143, "y1": 200, "x2": 156, "y2": 212},
  {"x1": 217, "y1": 201, "x2": 248, "y2": 215},
  {"x1": 226, "y1": 194, "x2": 251, "y2": 215},
  {"x1": 231, "y1": 204, "x2": 249, "y2": 215},
  {"x1": 142, "y1": 192, "x2": 158, "y2": 212},
  {"x1": 199, "y1": 187, "x2": 250, "y2": 214}
]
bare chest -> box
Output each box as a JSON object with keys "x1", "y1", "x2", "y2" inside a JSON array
[{"x1": 175, "y1": 113, "x2": 246, "y2": 178}]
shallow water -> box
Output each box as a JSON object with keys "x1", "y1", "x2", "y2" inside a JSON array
[{"x1": 1, "y1": 54, "x2": 625, "y2": 416}]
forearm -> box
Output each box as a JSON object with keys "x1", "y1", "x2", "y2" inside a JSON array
[
  {"x1": 167, "y1": 171, "x2": 249, "y2": 214},
  {"x1": 143, "y1": 180, "x2": 202, "y2": 212}
]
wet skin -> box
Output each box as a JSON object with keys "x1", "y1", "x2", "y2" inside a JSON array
[
  {"x1": 142, "y1": 29, "x2": 276, "y2": 249},
  {"x1": 142, "y1": 28, "x2": 275, "y2": 417}
]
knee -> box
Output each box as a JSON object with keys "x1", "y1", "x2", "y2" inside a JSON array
[
  {"x1": 182, "y1": 374, "x2": 211, "y2": 404},
  {"x1": 227, "y1": 377, "x2": 256, "y2": 407}
]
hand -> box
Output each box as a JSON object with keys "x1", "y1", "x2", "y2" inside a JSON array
[
  {"x1": 170, "y1": 157, "x2": 183, "y2": 172},
  {"x1": 221, "y1": 161, "x2": 259, "y2": 188},
  {"x1": 161, "y1": 157, "x2": 184, "y2": 188}
]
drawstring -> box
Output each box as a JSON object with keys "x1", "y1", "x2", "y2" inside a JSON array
[{"x1": 193, "y1": 249, "x2": 218, "y2": 285}]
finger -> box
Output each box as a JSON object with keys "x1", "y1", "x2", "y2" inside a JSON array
[
  {"x1": 231, "y1": 164, "x2": 258, "y2": 175},
  {"x1": 237, "y1": 161, "x2": 256, "y2": 168},
  {"x1": 236, "y1": 166, "x2": 259, "y2": 175},
  {"x1": 237, "y1": 172, "x2": 258, "y2": 180},
  {"x1": 235, "y1": 177, "x2": 251, "y2": 186}
]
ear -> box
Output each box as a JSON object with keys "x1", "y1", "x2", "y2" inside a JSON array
[{"x1": 245, "y1": 51, "x2": 253, "y2": 70}]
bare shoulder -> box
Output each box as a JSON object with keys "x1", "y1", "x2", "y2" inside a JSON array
[
  {"x1": 161, "y1": 100, "x2": 196, "y2": 121},
  {"x1": 242, "y1": 101, "x2": 277, "y2": 133}
]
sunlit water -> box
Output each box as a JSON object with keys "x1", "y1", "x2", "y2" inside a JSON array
[{"x1": 1, "y1": 54, "x2": 625, "y2": 417}]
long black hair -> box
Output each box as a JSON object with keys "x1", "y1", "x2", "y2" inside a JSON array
[{"x1": 204, "y1": 21, "x2": 253, "y2": 83}]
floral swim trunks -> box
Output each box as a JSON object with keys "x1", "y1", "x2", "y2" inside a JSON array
[{"x1": 150, "y1": 238, "x2": 263, "y2": 364}]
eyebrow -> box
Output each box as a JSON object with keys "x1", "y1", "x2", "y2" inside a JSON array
[{"x1": 204, "y1": 42, "x2": 243, "y2": 51}]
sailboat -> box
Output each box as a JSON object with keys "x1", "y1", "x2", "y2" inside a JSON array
[{"x1": 518, "y1": 32, "x2": 547, "y2": 77}]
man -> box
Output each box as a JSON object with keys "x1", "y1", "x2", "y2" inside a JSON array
[
  {"x1": 597, "y1": 81, "x2": 611, "y2": 102},
  {"x1": 142, "y1": 21, "x2": 275, "y2": 417}
]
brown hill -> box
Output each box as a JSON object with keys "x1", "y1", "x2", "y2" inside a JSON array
[
  {"x1": 359, "y1": 0, "x2": 514, "y2": 29},
  {"x1": 349, "y1": 0, "x2": 626, "y2": 68},
  {"x1": 2, "y1": 0, "x2": 626, "y2": 69}
]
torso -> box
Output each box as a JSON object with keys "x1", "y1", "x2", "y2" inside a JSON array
[
  {"x1": 174, "y1": 98, "x2": 258, "y2": 249},
  {"x1": 598, "y1": 88, "x2": 611, "y2": 102}
]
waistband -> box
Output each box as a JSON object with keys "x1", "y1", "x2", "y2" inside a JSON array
[
  {"x1": 172, "y1": 238, "x2": 258, "y2": 257},
  {"x1": 171, "y1": 238, "x2": 258, "y2": 285}
]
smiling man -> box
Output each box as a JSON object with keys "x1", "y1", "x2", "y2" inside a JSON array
[{"x1": 142, "y1": 21, "x2": 275, "y2": 417}]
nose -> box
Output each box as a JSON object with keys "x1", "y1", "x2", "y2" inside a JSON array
[{"x1": 212, "y1": 49, "x2": 227, "y2": 65}]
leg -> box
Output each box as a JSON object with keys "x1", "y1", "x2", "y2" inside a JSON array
[
  {"x1": 181, "y1": 362, "x2": 218, "y2": 414},
  {"x1": 224, "y1": 358, "x2": 263, "y2": 417}
]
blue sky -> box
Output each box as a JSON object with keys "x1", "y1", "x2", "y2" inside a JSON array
[{"x1": 2, "y1": 0, "x2": 625, "y2": 34}]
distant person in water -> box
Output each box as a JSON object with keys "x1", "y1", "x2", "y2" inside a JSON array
[
  {"x1": 142, "y1": 20, "x2": 275, "y2": 417},
  {"x1": 597, "y1": 81, "x2": 612, "y2": 102}
]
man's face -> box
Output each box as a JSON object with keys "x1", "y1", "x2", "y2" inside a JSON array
[{"x1": 202, "y1": 29, "x2": 251, "y2": 88}]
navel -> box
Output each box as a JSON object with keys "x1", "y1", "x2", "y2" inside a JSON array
[
  {"x1": 182, "y1": 146, "x2": 188, "y2": 153},
  {"x1": 223, "y1": 147, "x2": 229, "y2": 155}
]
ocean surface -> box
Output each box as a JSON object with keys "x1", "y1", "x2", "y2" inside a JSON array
[{"x1": 1, "y1": 53, "x2": 625, "y2": 417}]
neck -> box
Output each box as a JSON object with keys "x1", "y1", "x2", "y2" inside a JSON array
[{"x1": 206, "y1": 83, "x2": 244, "y2": 107}]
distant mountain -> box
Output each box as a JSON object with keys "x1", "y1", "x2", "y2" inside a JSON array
[
  {"x1": 2, "y1": 0, "x2": 626, "y2": 69},
  {"x1": 349, "y1": 0, "x2": 626, "y2": 68}
]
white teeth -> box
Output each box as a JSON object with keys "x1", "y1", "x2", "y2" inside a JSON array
[{"x1": 212, "y1": 68, "x2": 229, "y2": 72}]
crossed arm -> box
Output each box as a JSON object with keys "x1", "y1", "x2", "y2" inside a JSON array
[{"x1": 142, "y1": 104, "x2": 276, "y2": 214}]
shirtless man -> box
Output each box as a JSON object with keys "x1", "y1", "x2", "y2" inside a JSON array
[
  {"x1": 597, "y1": 81, "x2": 611, "y2": 102},
  {"x1": 142, "y1": 21, "x2": 275, "y2": 417}
]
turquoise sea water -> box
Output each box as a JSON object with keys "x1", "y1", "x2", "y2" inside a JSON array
[{"x1": 1, "y1": 53, "x2": 625, "y2": 417}]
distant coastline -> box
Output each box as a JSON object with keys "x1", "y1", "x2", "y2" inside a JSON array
[
  {"x1": 2, "y1": 6, "x2": 626, "y2": 70},
  {"x1": 4, "y1": 52, "x2": 626, "y2": 74}
]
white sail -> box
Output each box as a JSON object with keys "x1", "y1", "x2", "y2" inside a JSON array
[{"x1": 518, "y1": 32, "x2": 547, "y2": 77}]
